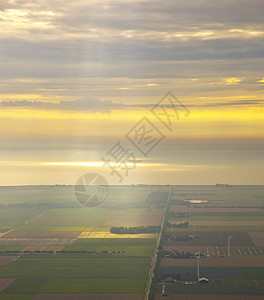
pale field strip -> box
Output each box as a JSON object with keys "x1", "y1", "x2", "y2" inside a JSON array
[
  {"x1": 0, "y1": 256, "x2": 18, "y2": 266},
  {"x1": 163, "y1": 245, "x2": 264, "y2": 256},
  {"x1": 0, "y1": 278, "x2": 15, "y2": 293},
  {"x1": 170, "y1": 206, "x2": 262, "y2": 213},
  {"x1": 78, "y1": 231, "x2": 157, "y2": 239},
  {"x1": 164, "y1": 245, "x2": 204, "y2": 253},
  {"x1": 0, "y1": 229, "x2": 13, "y2": 237},
  {"x1": 160, "y1": 255, "x2": 264, "y2": 267},
  {"x1": 248, "y1": 232, "x2": 264, "y2": 246}
]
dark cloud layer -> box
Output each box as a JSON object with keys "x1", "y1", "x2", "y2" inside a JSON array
[
  {"x1": 1, "y1": 98, "x2": 263, "y2": 110},
  {"x1": 0, "y1": 0, "x2": 263, "y2": 103}
]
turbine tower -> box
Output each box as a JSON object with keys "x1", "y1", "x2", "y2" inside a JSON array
[
  {"x1": 161, "y1": 285, "x2": 165, "y2": 296},
  {"x1": 196, "y1": 252, "x2": 200, "y2": 280},
  {"x1": 227, "y1": 235, "x2": 232, "y2": 256}
]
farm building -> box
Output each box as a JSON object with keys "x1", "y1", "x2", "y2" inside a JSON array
[{"x1": 198, "y1": 277, "x2": 209, "y2": 284}]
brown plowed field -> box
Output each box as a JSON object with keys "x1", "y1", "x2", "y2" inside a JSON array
[
  {"x1": 248, "y1": 232, "x2": 264, "y2": 246},
  {"x1": 34, "y1": 294, "x2": 143, "y2": 300},
  {"x1": 160, "y1": 256, "x2": 264, "y2": 267},
  {"x1": 164, "y1": 232, "x2": 253, "y2": 246},
  {"x1": 164, "y1": 246, "x2": 203, "y2": 253},
  {"x1": 155, "y1": 295, "x2": 264, "y2": 300},
  {"x1": 211, "y1": 195, "x2": 252, "y2": 202},
  {"x1": 0, "y1": 256, "x2": 18, "y2": 265},
  {"x1": 0, "y1": 278, "x2": 15, "y2": 292},
  {"x1": 186, "y1": 221, "x2": 264, "y2": 227}
]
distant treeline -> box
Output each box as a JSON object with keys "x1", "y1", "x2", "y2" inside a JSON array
[
  {"x1": 165, "y1": 221, "x2": 189, "y2": 228},
  {"x1": 57, "y1": 250, "x2": 125, "y2": 254},
  {"x1": 0, "y1": 250, "x2": 126, "y2": 254},
  {"x1": 110, "y1": 225, "x2": 160, "y2": 234}
]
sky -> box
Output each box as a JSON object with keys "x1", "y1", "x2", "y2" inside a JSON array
[{"x1": 0, "y1": 0, "x2": 263, "y2": 185}]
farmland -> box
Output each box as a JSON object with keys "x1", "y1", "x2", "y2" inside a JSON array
[
  {"x1": 161, "y1": 256, "x2": 264, "y2": 267},
  {"x1": 0, "y1": 256, "x2": 150, "y2": 295},
  {"x1": 0, "y1": 185, "x2": 263, "y2": 299},
  {"x1": 164, "y1": 231, "x2": 254, "y2": 246},
  {"x1": 151, "y1": 185, "x2": 264, "y2": 299},
  {"x1": 0, "y1": 185, "x2": 166, "y2": 299}
]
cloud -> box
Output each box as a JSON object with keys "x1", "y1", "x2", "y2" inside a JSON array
[
  {"x1": 0, "y1": 0, "x2": 263, "y2": 108},
  {"x1": 222, "y1": 77, "x2": 242, "y2": 85},
  {"x1": 0, "y1": 0, "x2": 264, "y2": 63}
]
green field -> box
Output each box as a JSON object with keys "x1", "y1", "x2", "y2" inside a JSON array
[
  {"x1": 159, "y1": 266, "x2": 242, "y2": 279},
  {"x1": 0, "y1": 186, "x2": 76, "y2": 205},
  {"x1": 2, "y1": 278, "x2": 46, "y2": 294},
  {"x1": 156, "y1": 284, "x2": 264, "y2": 295},
  {"x1": 3, "y1": 278, "x2": 146, "y2": 294},
  {"x1": 1, "y1": 185, "x2": 264, "y2": 298},
  {"x1": 0, "y1": 257, "x2": 150, "y2": 278},
  {"x1": 0, "y1": 246, "x2": 25, "y2": 252},
  {"x1": 65, "y1": 238, "x2": 156, "y2": 247},
  {"x1": 0, "y1": 257, "x2": 149, "y2": 294},
  {"x1": 240, "y1": 267, "x2": 264, "y2": 280},
  {"x1": 0, "y1": 209, "x2": 44, "y2": 232},
  {"x1": 0, "y1": 295, "x2": 34, "y2": 300},
  {"x1": 0, "y1": 186, "x2": 162, "y2": 296}
]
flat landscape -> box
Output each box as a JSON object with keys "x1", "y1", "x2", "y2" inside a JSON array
[
  {"x1": 0, "y1": 185, "x2": 166, "y2": 299},
  {"x1": 154, "y1": 185, "x2": 264, "y2": 299},
  {"x1": 0, "y1": 185, "x2": 263, "y2": 299}
]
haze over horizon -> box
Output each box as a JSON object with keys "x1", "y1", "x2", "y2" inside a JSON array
[{"x1": 0, "y1": 0, "x2": 263, "y2": 185}]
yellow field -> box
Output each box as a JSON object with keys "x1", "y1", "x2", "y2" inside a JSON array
[
  {"x1": 0, "y1": 229, "x2": 13, "y2": 237},
  {"x1": 78, "y1": 231, "x2": 157, "y2": 239}
]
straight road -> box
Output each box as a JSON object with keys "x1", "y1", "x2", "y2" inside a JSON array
[{"x1": 144, "y1": 186, "x2": 173, "y2": 300}]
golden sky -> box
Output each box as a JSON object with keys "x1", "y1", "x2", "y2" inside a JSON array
[{"x1": 0, "y1": 0, "x2": 263, "y2": 185}]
